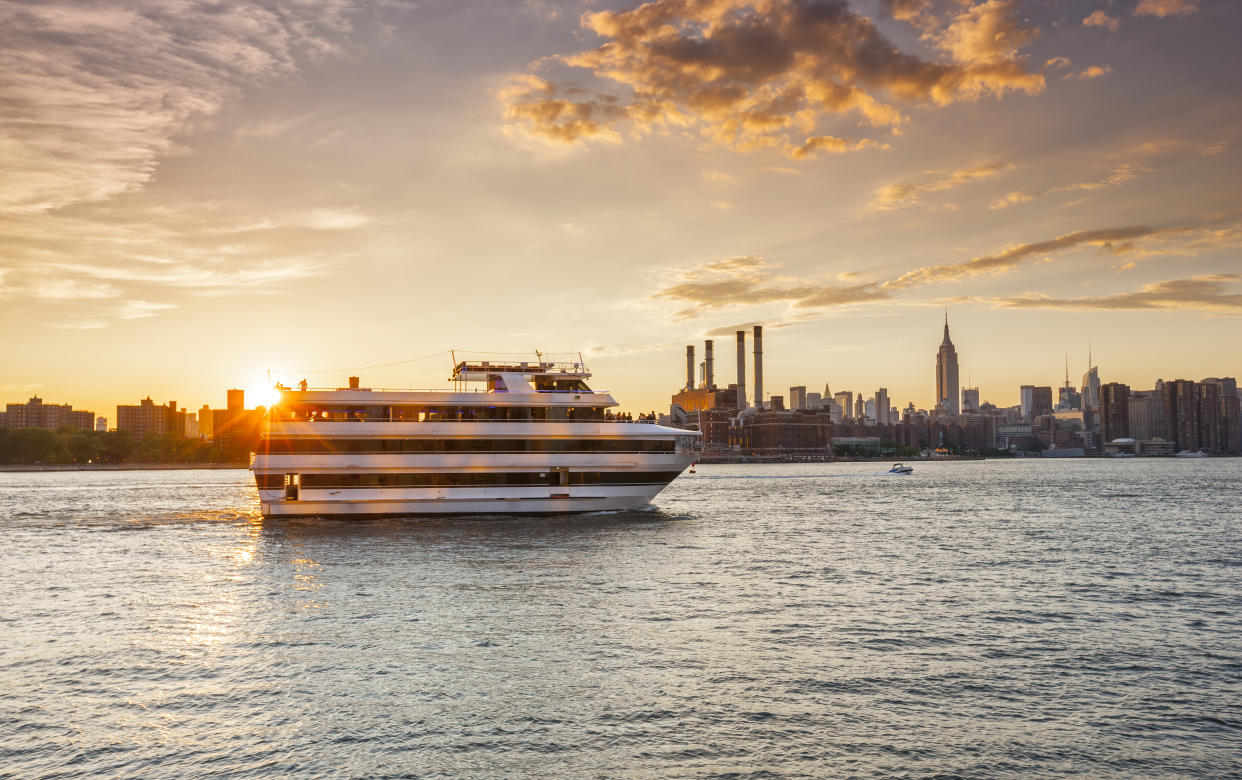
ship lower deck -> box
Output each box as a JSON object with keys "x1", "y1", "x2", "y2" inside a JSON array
[{"x1": 258, "y1": 485, "x2": 667, "y2": 517}]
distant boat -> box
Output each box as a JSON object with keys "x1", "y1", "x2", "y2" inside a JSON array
[
  {"x1": 888, "y1": 463, "x2": 913, "y2": 475},
  {"x1": 1175, "y1": 451, "x2": 1207, "y2": 458}
]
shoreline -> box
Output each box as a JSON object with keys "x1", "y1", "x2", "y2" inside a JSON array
[{"x1": 0, "y1": 463, "x2": 247, "y2": 472}]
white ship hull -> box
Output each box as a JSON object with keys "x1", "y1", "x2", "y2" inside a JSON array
[{"x1": 258, "y1": 485, "x2": 674, "y2": 517}]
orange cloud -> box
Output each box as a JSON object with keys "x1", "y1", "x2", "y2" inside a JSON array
[
  {"x1": 991, "y1": 162, "x2": 1147, "y2": 209},
  {"x1": 990, "y1": 191, "x2": 1034, "y2": 209},
  {"x1": 789, "y1": 135, "x2": 887, "y2": 160},
  {"x1": 881, "y1": 226, "x2": 1183, "y2": 290},
  {"x1": 869, "y1": 161, "x2": 1014, "y2": 211},
  {"x1": 502, "y1": 0, "x2": 1043, "y2": 152},
  {"x1": 997, "y1": 275, "x2": 1241, "y2": 312},
  {"x1": 1134, "y1": 0, "x2": 1198, "y2": 18},
  {"x1": 936, "y1": 0, "x2": 1038, "y2": 65},
  {"x1": 1065, "y1": 64, "x2": 1114, "y2": 80},
  {"x1": 653, "y1": 255, "x2": 889, "y2": 319},
  {"x1": 654, "y1": 221, "x2": 1242, "y2": 319},
  {"x1": 1083, "y1": 10, "x2": 1120, "y2": 32}
]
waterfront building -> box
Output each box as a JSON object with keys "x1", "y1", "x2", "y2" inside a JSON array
[
  {"x1": 198, "y1": 404, "x2": 214, "y2": 439},
  {"x1": 935, "y1": 314, "x2": 960, "y2": 416},
  {"x1": 2, "y1": 396, "x2": 94, "y2": 431},
  {"x1": 1196, "y1": 382, "x2": 1222, "y2": 455},
  {"x1": 116, "y1": 398, "x2": 185, "y2": 439},
  {"x1": 1128, "y1": 389, "x2": 1166, "y2": 441},
  {"x1": 962, "y1": 387, "x2": 980, "y2": 413},
  {"x1": 1099, "y1": 382, "x2": 1131, "y2": 443},
  {"x1": 1202, "y1": 377, "x2": 1240, "y2": 454},
  {"x1": 1165, "y1": 380, "x2": 1200, "y2": 453}
]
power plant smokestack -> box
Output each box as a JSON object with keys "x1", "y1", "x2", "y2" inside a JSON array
[
  {"x1": 753, "y1": 325, "x2": 764, "y2": 411},
  {"x1": 685, "y1": 345, "x2": 695, "y2": 391},
  {"x1": 704, "y1": 340, "x2": 714, "y2": 389},
  {"x1": 736, "y1": 330, "x2": 747, "y2": 409}
]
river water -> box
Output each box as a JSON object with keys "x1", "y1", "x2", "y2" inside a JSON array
[{"x1": 1, "y1": 460, "x2": 1239, "y2": 778}]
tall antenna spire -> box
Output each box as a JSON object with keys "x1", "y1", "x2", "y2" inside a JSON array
[{"x1": 1065, "y1": 353, "x2": 1069, "y2": 387}]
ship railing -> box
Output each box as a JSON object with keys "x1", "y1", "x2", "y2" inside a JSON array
[
  {"x1": 271, "y1": 415, "x2": 657, "y2": 424},
  {"x1": 275, "y1": 387, "x2": 612, "y2": 395}
]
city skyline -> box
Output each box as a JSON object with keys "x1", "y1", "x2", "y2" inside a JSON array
[
  {"x1": 4, "y1": 316, "x2": 1235, "y2": 424},
  {"x1": 1, "y1": 0, "x2": 1240, "y2": 416}
]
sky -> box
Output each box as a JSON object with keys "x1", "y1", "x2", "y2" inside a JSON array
[{"x1": 1, "y1": 0, "x2": 1239, "y2": 419}]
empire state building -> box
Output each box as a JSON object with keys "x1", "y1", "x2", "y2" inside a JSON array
[{"x1": 936, "y1": 314, "x2": 960, "y2": 416}]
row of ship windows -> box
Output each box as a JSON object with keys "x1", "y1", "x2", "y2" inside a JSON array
[
  {"x1": 255, "y1": 471, "x2": 682, "y2": 489},
  {"x1": 261, "y1": 438, "x2": 676, "y2": 454},
  {"x1": 277, "y1": 406, "x2": 609, "y2": 422}
]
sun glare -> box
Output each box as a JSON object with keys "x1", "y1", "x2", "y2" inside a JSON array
[{"x1": 246, "y1": 382, "x2": 282, "y2": 409}]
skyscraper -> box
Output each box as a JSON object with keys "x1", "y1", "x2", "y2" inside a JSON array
[
  {"x1": 962, "y1": 387, "x2": 980, "y2": 413},
  {"x1": 1083, "y1": 360, "x2": 1102, "y2": 429},
  {"x1": 875, "y1": 387, "x2": 890, "y2": 424},
  {"x1": 1165, "y1": 380, "x2": 1200, "y2": 453},
  {"x1": 1032, "y1": 387, "x2": 1053, "y2": 418},
  {"x1": 789, "y1": 386, "x2": 807, "y2": 410},
  {"x1": 834, "y1": 391, "x2": 853, "y2": 420},
  {"x1": 936, "y1": 314, "x2": 960, "y2": 416},
  {"x1": 1100, "y1": 382, "x2": 1131, "y2": 443}
]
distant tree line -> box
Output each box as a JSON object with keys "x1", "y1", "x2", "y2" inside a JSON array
[{"x1": 0, "y1": 428, "x2": 258, "y2": 465}]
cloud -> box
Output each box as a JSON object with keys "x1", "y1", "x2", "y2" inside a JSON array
[
  {"x1": 1134, "y1": 0, "x2": 1198, "y2": 18},
  {"x1": 1044, "y1": 56, "x2": 1072, "y2": 70},
  {"x1": 1055, "y1": 162, "x2": 1147, "y2": 191},
  {"x1": 26, "y1": 279, "x2": 122, "y2": 300},
  {"x1": 789, "y1": 135, "x2": 888, "y2": 160},
  {"x1": 1083, "y1": 10, "x2": 1120, "y2": 32},
  {"x1": 118, "y1": 300, "x2": 178, "y2": 320},
  {"x1": 868, "y1": 161, "x2": 1013, "y2": 210},
  {"x1": 996, "y1": 275, "x2": 1241, "y2": 313},
  {"x1": 45, "y1": 259, "x2": 328, "y2": 290},
  {"x1": 990, "y1": 162, "x2": 1147, "y2": 209},
  {"x1": 936, "y1": 0, "x2": 1038, "y2": 65},
  {"x1": 301, "y1": 209, "x2": 373, "y2": 230},
  {"x1": 0, "y1": 1, "x2": 379, "y2": 216},
  {"x1": 990, "y1": 191, "x2": 1034, "y2": 210},
  {"x1": 502, "y1": 0, "x2": 1043, "y2": 153},
  {"x1": 652, "y1": 255, "x2": 888, "y2": 319},
  {"x1": 882, "y1": 226, "x2": 1182, "y2": 289},
  {"x1": 1065, "y1": 64, "x2": 1114, "y2": 80},
  {"x1": 654, "y1": 221, "x2": 1242, "y2": 320}
]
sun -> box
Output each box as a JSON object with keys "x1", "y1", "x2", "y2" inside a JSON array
[{"x1": 245, "y1": 381, "x2": 283, "y2": 409}]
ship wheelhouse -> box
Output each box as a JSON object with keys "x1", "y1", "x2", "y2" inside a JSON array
[{"x1": 252, "y1": 355, "x2": 698, "y2": 517}]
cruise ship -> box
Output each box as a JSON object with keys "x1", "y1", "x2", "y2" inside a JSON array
[{"x1": 252, "y1": 356, "x2": 699, "y2": 517}]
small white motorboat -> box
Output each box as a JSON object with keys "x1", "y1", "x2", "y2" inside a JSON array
[{"x1": 888, "y1": 463, "x2": 913, "y2": 475}]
